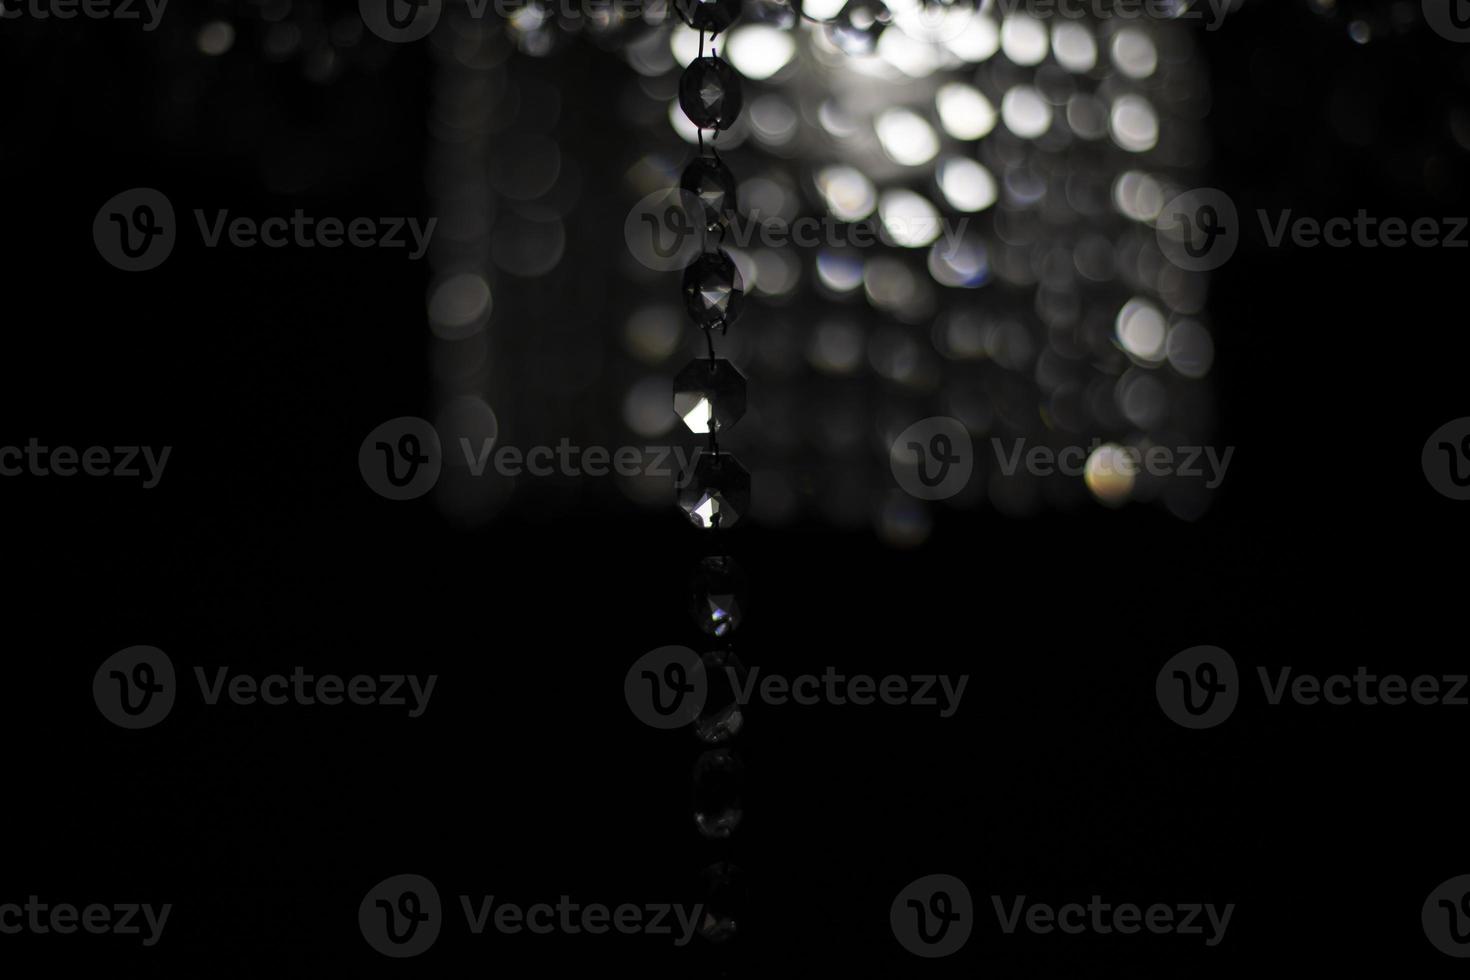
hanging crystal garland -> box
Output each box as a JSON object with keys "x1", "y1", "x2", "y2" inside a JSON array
[
  {"x1": 611, "y1": 0, "x2": 1217, "y2": 540},
  {"x1": 669, "y1": 0, "x2": 755, "y2": 953}
]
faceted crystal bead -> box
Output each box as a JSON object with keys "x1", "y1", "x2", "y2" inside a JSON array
[
  {"x1": 692, "y1": 748, "x2": 745, "y2": 839},
  {"x1": 680, "y1": 155, "x2": 738, "y2": 233},
  {"x1": 679, "y1": 56, "x2": 743, "y2": 131},
  {"x1": 674, "y1": 358, "x2": 747, "y2": 435},
  {"x1": 696, "y1": 862, "x2": 746, "y2": 944},
  {"x1": 689, "y1": 555, "x2": 748, "y2": 637},
  {"x1": 674, "y1": 0, "x2": 741, "y2": 32},
  {"x1": 682, "y1": 250, "x2": 743, "y2": 329},
  {"x1": 692, "y1": 648, "x2": 747, "y2": 743},
  {"x1": 826, "y1": 0, "x2": 890, "y2": 56},
  {"x1": 677, "y1": 451, "x2": 751, "y2": 529}
]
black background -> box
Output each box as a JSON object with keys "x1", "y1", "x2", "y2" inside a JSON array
[{"x1": 2, "y1": 0, "x2": 1467, "y2": 973}]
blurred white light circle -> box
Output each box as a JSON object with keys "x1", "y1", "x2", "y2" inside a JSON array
[
  {"x1": 1001, "y1": 85, "x2": 1051, "y2": 139},
  {"x1": 878, "y1": 24, "x2": 942, "y2": 77},
  {"x1": 727, "y1": 25, "x2": 796, "y2": 80},
  {"x1": 670, "y1": 23, "x2": 701, "y2": 67},
  {"x1": 1052, "y1": 21, "x2": 1096, "y2": 73},
  {"x1": 624, "y1": 375, "x2": 678, "y2": 438},
  {"x1": 1116, "y1": 297, "x2": 1168, "y2": 362},
  {"x1": 875, "y1": 108, "x2": 941, "y2": 166},
  {"x1": 1110, "y1": 94, "x2": 1159, "y2": 153},
  {"x1": 1085, "y1": 443, "x2": 1136, "y2": 506},
  {"x1": 878, "y1": 188, "x2": 943, "y2": 248},
  {"x1": 817, "y1": 165, "x2": 879, "y2": 221},
  {"x1": 816, "y1": 250, "x2": 865, "y2": 292},
  {"x1": 1113, "y1": 170, "x2": 1165, "y2": 222},
  {"x1": 804, "y1": 0, "x2": 846, "y2": 19},
  {"x1": 945, "y1": 13, "x2": 999, "y2": 62},
  {"x1": 999, "y1": 14, "x2": 1048, "y2": 66},
  {"x1": 1111, "y1": 27, "x2": 1158, "y2": 79},
  {"x1": 937, "y1": 157, "x2": 997, "y2": 212},
  {"x1": 936, "y1": 83, "x2": 997, "y2": 140},
  {"x1": 428, "y1": 273, "x2": 492, "y2": 339}
]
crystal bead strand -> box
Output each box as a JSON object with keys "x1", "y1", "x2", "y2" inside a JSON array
[{"x1": 671, "y1": 0, "x2": 751, "y2": 953}]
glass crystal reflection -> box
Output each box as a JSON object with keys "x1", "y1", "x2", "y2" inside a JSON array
[
  {"x1": 681, "y1": 155, "x2": 738, "y2": 232},
  {"x1": 677, "y1": 451, "x2": 752, "y2": 529},
  {"x1": 692, "y1": 749, "x2": 745, "y2": 839},
  {"x1": 689, "y1": 555, "x2": 748, "y2": 636},
  {"x1": 679, "y1": 56, "x2": 744, "y2": 130},
  {"x1": 697, "y1": 861, "x2": 745, "y2": 943},
  {"x1": 674, "y1": 358, "x2": 747, "y2": 434},
  {"x1": 827, "y1": 0, "x2": 891, "y2": 56},
  {"x1": 682, "y1": 250, "x2": 745, "y2": 328},
  {"x1": 692, "y1": 648, "x2": 747, "y2": 742}
]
